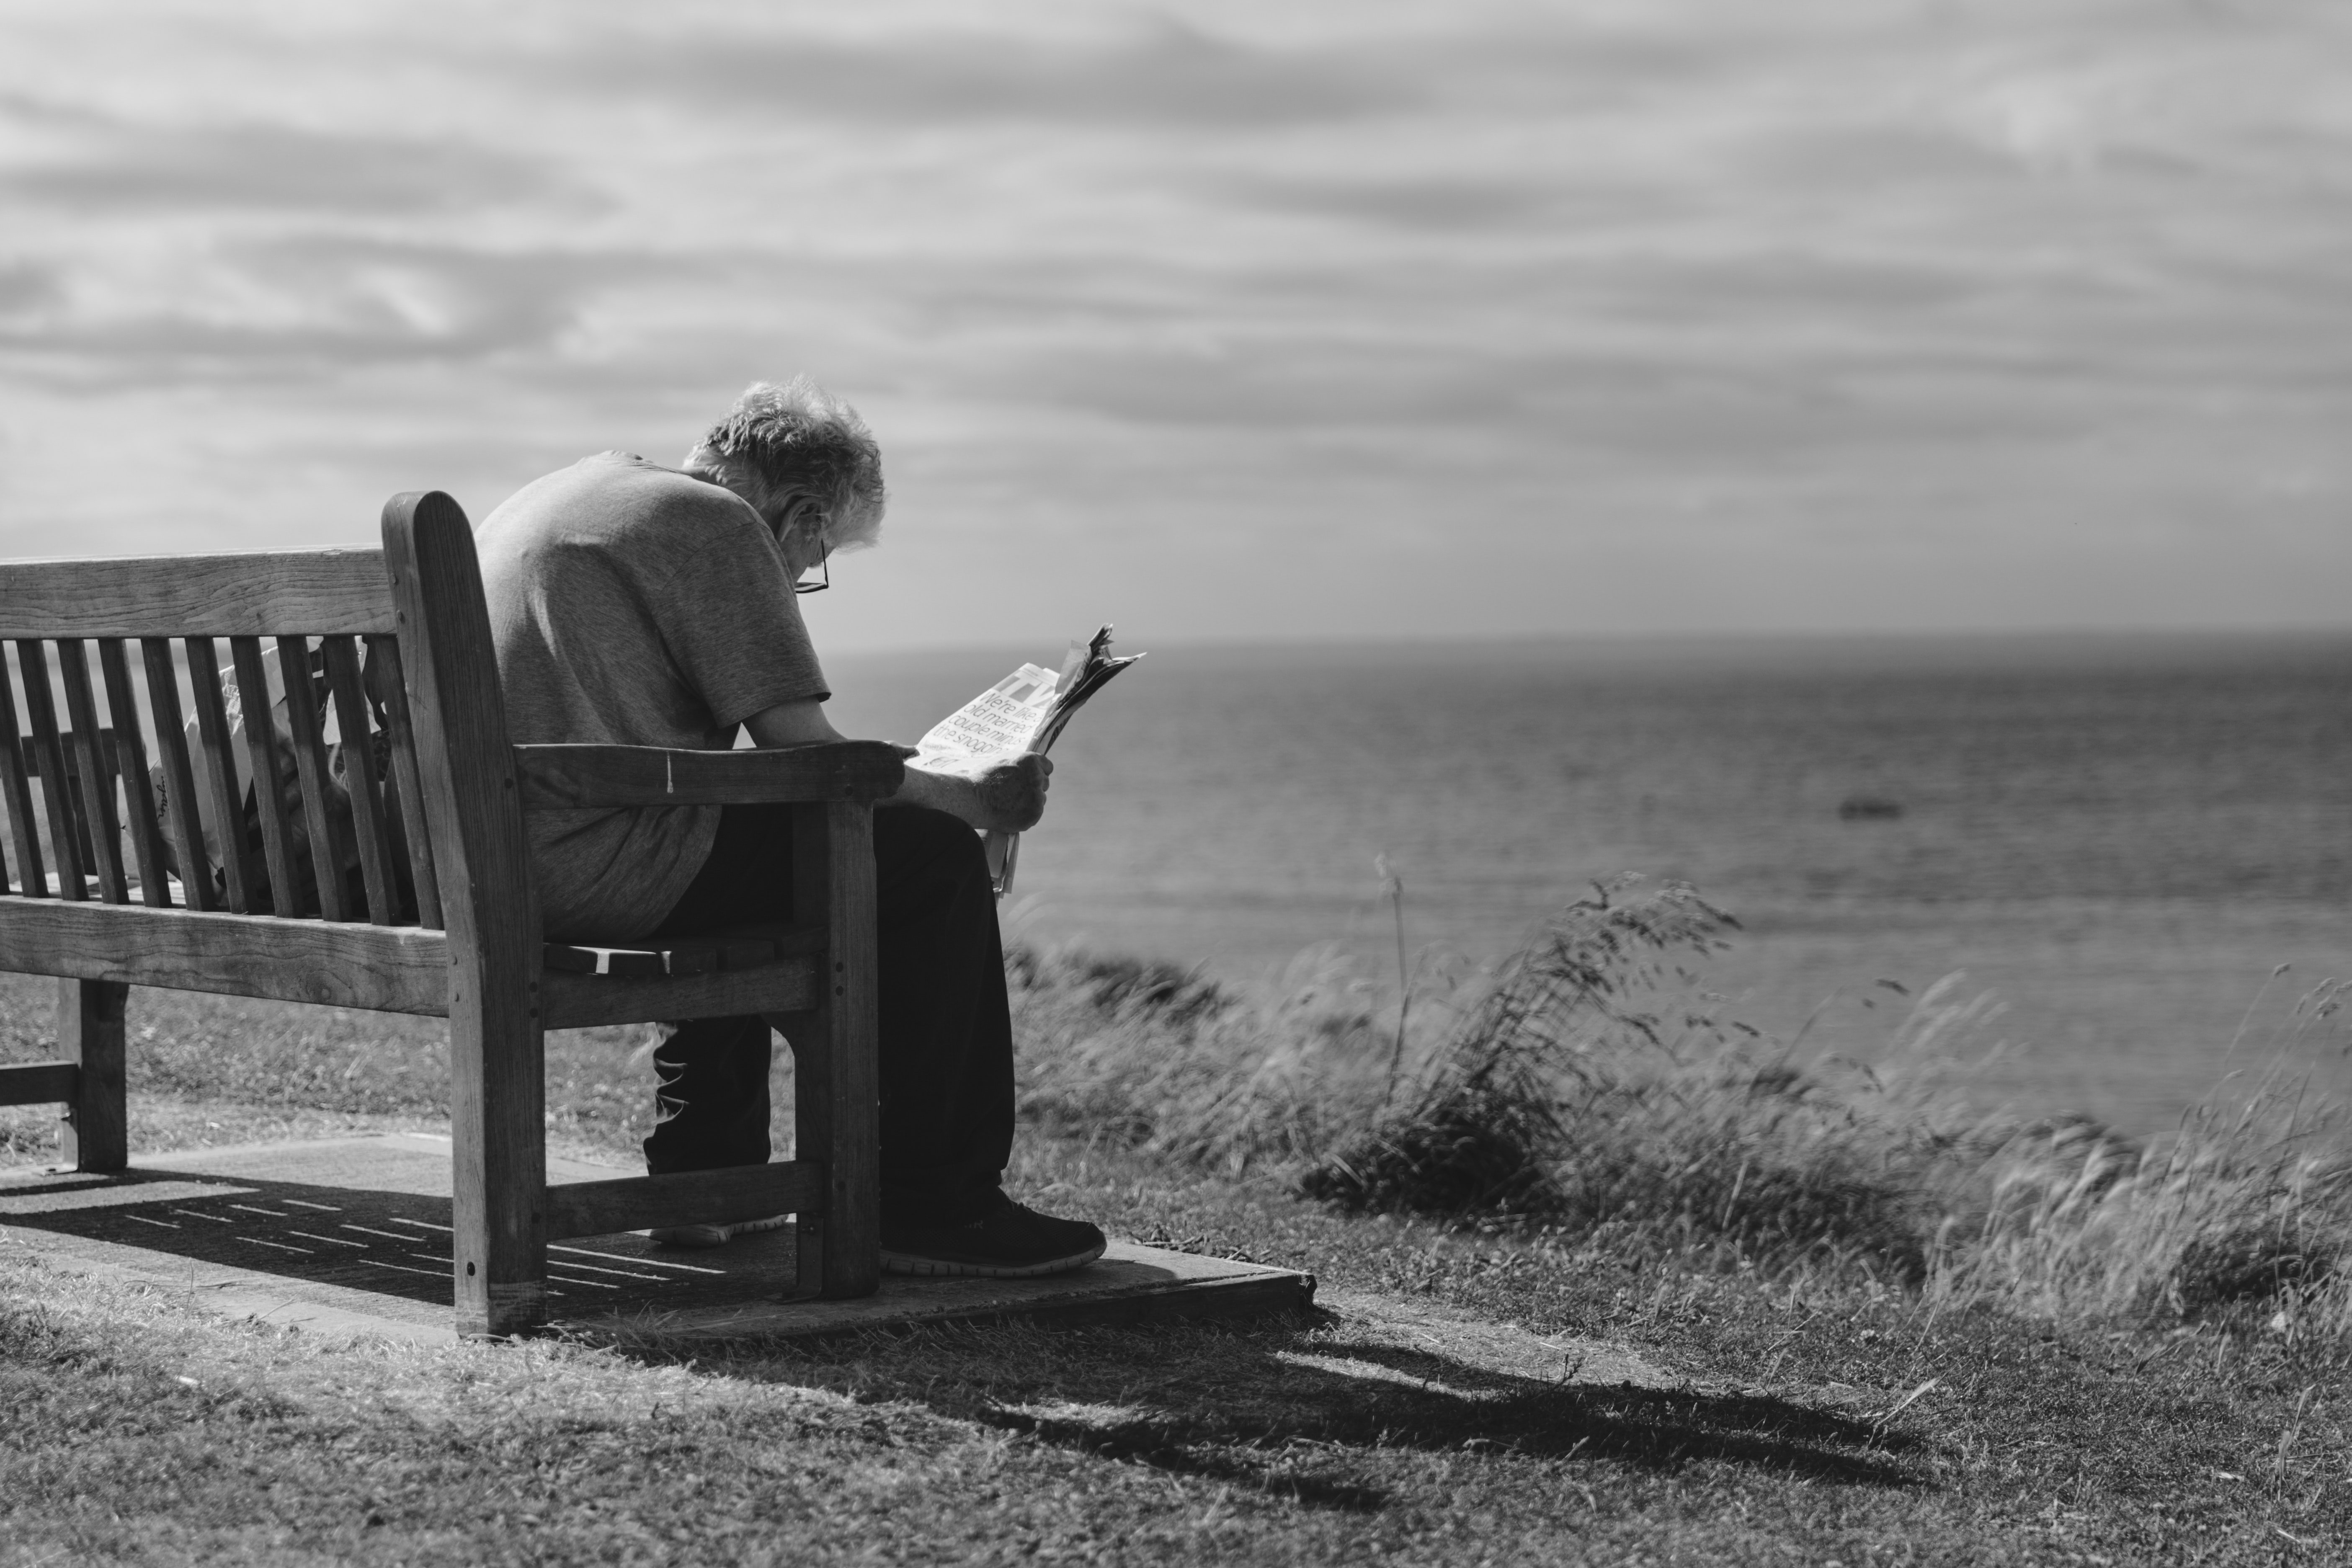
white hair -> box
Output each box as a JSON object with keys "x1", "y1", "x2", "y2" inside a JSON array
[{"x1": 683, "y1": 376, "x2": 887, "y2": 548}]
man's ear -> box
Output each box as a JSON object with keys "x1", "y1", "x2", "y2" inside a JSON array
[{"x1": 772, "y1": 491, "x2": 823, "y2": 541}]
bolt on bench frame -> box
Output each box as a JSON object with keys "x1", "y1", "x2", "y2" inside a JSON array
[{"x1": 0, "y1": 491, "x2": 900, "y2": 1336}]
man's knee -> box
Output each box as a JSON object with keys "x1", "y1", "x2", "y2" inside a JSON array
[{"x1": 874, "y1": 804, "x2": 990, "y2": 886}]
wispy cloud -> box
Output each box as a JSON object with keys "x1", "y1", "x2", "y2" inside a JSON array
[
  {"x1": 0, "y1": 236, "x2": 681, "y2": 384},
  {"x1": 0, "y1": 116, "x2": 574, "y2": 216},
  {"x1": 538, "y1": 17, "x2": 1408, "y2": 127}
]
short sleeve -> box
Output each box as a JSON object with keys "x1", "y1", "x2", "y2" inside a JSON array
[{"x1": 640, "y1": 492, "x2": 830, "y2": 725}]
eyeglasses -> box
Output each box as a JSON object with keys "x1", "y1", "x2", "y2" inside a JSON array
[{"x1": 793, "y1": 536, "x2": 830, "y2": 595}]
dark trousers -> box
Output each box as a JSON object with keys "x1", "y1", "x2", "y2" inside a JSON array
[{"x1": 642, "y1": 802, "x2": 1015, "y2": 1226}]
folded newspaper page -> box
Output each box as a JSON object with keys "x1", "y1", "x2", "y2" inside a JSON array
[{"x1": 911, "y1": 627, "x2": 1143, "y2": 897}]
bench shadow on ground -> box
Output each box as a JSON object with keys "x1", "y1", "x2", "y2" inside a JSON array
[
  {"x1": 3, "y1": 1161, "x2": 1924, "y2": 1508},
  {"x1": 613, "y1": 1309, "x2": 1925, "y2": 1510},
  {"x1": 0, "y1": 1162, "x2": 791, "y2": 1319}
]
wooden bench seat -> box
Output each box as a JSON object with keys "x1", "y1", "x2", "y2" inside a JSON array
[{"x1": 0, "y1": 491, "x2": 900, "y2": 1335}]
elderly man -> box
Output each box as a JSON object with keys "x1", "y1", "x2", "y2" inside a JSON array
[{"x1": 475, "y1": 377, "x2": 1104, "y2": 1278}]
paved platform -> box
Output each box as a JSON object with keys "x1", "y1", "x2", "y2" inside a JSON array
[{"x1": 0, "y1": 1132, "x2": 1316, "y2": 1345}]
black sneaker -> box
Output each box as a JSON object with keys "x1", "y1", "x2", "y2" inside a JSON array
[{"x1": 880, "y1": 1195, "x2": 1106, "y2": 1279}]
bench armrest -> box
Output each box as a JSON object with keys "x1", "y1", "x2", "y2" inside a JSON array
[{"x1": 511, "y1": 741, "x2": 905, "y2": 809}]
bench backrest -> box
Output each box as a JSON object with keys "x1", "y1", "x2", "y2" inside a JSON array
[{"x1": 0, "y1": 493, "x2": 515, "y2": 952}]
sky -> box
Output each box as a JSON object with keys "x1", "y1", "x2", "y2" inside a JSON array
[{"x1": 2, "y1": 0, "x2": 2347, "y2": 651}]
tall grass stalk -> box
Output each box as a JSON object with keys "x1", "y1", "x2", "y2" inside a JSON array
[{"x1": 1375, "y1": 853, "x2": 1410, "y2": 1113}]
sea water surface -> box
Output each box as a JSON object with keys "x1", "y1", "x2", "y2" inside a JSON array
[{"x1": 825, "y1": 634, "x2": 2352, "y2": 1137}]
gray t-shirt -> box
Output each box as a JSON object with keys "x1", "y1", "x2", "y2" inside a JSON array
[{"x1": 477, "y1": 451, "x2": 829, "y2": 941}]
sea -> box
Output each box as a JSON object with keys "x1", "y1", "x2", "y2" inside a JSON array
[{"x1": 824, "y1": 632, "x2": 2352, "y2": 1140}]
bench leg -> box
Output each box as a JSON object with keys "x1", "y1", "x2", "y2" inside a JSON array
[
  {"x1": 791, "y1": 800, "x2": 881, "y2": 1299},
  {"x1": 59, "y1": 978, "x2": 127, "y2": 1173},
  {"x1": 787, "y1": 1027, "x2": 830, "y2": 1301},
  {"x1": 449, "y1": 989, "x2": 547, "y2": 1337}
]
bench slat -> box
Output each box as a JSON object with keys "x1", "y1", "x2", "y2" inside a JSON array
[
  {"x1": 0, "y1": 896, "x2": 450, "y2": 1014},
  {"x1": 541, "y1": 953, "x2": 820, "y2": 1029},
  {"x1": 56, "y1": 641, "x2": 128, "y2": 904},
  {"x1": 142, "y1": 637, "x2": 212, "y2": 912},
  {"x1": 0, "y1": 1060, "x2": 78, "y2": 1107},
  {"x1": 185, "y1": 639, "x2": 256, "y2": 913},
  {"x1": 100, "y1": 642, "x2": 172, "y2": 908},
  {"x1": 275, "y1": 635, "x2": 347, "y2": 921},
  {"x1": 0, "y1": 652, "x2": 44, "y2": 897},
  {"x1": 0, "y1": 549, "x2": 397, "y2": 639},
  {"x1": 511, "y1": 741, "x2": 906, "y2": 810},
  {"x1": 541, "y1": 926, "x2": 815, "y2": 980},
  {"x1": 230, "y1": 636, "x2": 301, "y2": 916},
  {"x1": 366, "y1": 635, "x2": 441, "y2": 929},
  {"x1": 323, "y1": 634, "x2": 400, "y2": 924},
  {"x1": 545, "y1": 1160, "x2": 822, "y2": 1242},
  {"x1": 14, "y1": 641, "x2": 86, "y2": 901}
]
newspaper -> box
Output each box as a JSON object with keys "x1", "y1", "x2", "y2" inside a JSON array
[
  {"x1": 910, "y1": 663, "x2": 1062, "y2": 778},
  {"x1": 911, "y1": 627, "x2": 1143, "y2": 896}
]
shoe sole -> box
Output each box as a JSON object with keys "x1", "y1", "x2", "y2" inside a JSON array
[
  {"x1": 878, "y1": 1241, "x2": 1106, "y2": 1279},
  {"x1": 650, "y1": 1214, "x2": 793, "y2": 1249}
]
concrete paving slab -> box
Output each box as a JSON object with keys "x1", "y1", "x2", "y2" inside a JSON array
[{"x1": 0, "y1": 1134, "x2": 1314, "y2": 1346}]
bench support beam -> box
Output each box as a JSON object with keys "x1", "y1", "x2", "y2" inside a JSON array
[
  {"x1": 787, "y1": 799, "x2": 882, "y2": 1301},
  {"x1": 547, "y1": 1161, "x2": 824, "y2": 1242},
  {"x1": 387, "y1": 491, "x2": 549, "y2": 1338},
  {"x1": 59, "y1": 978, "x2": 127, "y2": 1172},
  {"x1": 0, "y1": 1059, "x2": 77, "y2": 1107}
]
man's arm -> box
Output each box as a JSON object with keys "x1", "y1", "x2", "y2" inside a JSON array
[{"x1": 741, "y1": 698, "x2": 1051, "y2": 833}]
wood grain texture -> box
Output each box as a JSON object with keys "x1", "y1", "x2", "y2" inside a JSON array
[
  {"x1": 229, "y1": 637, "x2": 300, "y2": 917},
  {"x1": 59, "y1": 977, "x2": 128, "y2": 1172},
  {"x1": 0, "y1": 895, "x2": 450, "y2": 1011},
  {"x1": 540, "y1": 954, "x2": 818, "y2": 1029},
  {"x1": 655, "y1": 943, "x2": 719, "y2": 976},
  {"x1": 788, "y1": 802, "x2": 832, "y2": 1300},
  {"x1": 15, "y1": 642, "x2": 85, "y2": 900},
  {"x1": 383, "y1": 490, "x2": 548, "y2": 1338},
  {"x1": 275, "y1": 635, "x2": 347, "y2": 922},
  {"x1": 539, "y1": 928, "x2": 815, "y2": 983},
  {"x1": 99, "y1": 642, "x2": 171, "y2": 908},
  {"x1": 780, "y1": 801, "x2": 882, "y2": 1300},
  {"x1": 819, "y1": 799, "x2": 882, "y2": 1298},
  {"x1": 56, "y1": 642, "x2": 128, "y2": 903},
  {"x1": 0, "y1": 1060, "x2": 77, "y2": 1106},
  {"x1": 15, "y1": 728, "x2": 125, "y2": 781},
  {"x1": 0, "y1": 549, "x2": 397, "y2": 639},
  {"x1": 511, "y1": 741, "x2": 905, "y2": 810},
  {"x1": 322, "y1": 635, "x2": 399, "y2": 923},
  {"x1": 544, "y1": 1161, "x2": 823, "y2": 1242},
  {"x1": 185, "y1": 639, "x2": 255, "y2": 912},
  {"x1": 366, "y1": 635, "x2": 441, "y2": 929},
  {"x1": 141, "y1": 638, "x2": 211, "y2": 912},
  {"x1": 0, "y1": 650, "x2": 46, "y2": 898}
]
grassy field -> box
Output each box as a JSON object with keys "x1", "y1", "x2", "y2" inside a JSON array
[{"x1": 5, "y1": 884, "x2": 2352, "y2": 1564}]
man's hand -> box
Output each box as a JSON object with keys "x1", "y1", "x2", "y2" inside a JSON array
[
  {"x1": 745, "y1": 701, "x2": 1054, "y2": 833},
  {"x1": 973, "y1": 753, "x2": 1052, "y2": 833},
  {"x1": 883, "y1": 753, "x2": 1052, "y2": 832}
]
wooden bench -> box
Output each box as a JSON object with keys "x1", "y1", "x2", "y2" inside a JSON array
[{"x1": 0, "y1": 490, "x2": 902, "y2": 1336}]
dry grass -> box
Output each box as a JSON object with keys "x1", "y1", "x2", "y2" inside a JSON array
[{"x1": 1012, "y1": 877, "x2": 2352, "y2": 1344}]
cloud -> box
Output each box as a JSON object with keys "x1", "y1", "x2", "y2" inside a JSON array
[
  {"x1": 1, "y1": 0, "x2": 2347, "y2": 637},
  {"x1": 0, "y1": 109, "x2": 578, "y2": 217},
  {"x1": 1209, "y1": 174, "x2": 1557, "y2": 232},
  {"x1": 540, "y1": 17, "x2": 1408, "y2": 128},
  {"x1": 0, "y1": 238, "x2": 678, "y2": 384},
  {"x1": 0, "y1": 260, "x2": 62, "y2": 317}
]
